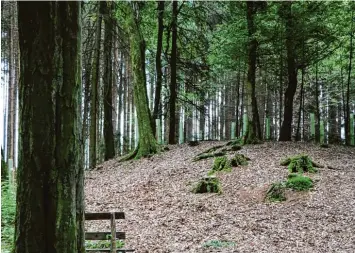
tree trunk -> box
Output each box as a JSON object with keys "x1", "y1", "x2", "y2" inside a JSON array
[
  {"x1": 16, "y1": 2, "x2": 84, "y2": 252},
  {"x1": 103, "y1": 1, "x2": 115, "y2": 160},
  {"x1": 169, "y1": 1, "x2": 178, "y2": 144},
  {"x1": 152, "y1": 2, "x2": 165, "y2": 135},
  {"x1": 89, "y1": 2, "x2": 103, "y2": 168},
  {"x1": 279, "y1": 2, "x2": 297, "y2": 141},
  {"x1": 245, "y1": 1, "x2": 262, "y2": 143},
  {"x1": 122, "y1": 3, "x2": 158, "y2": 160},
  {"x1": 345, "y1": 8, "x2": 354, "y2": 145}
]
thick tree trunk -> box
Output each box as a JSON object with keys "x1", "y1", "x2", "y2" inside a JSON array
[
  {"x1": 169, "y1": 1, "x2": 178, "y2": 144},
  {"x1": 279, "y1": 2, "x2": 297, "y2": 141},
  {"x1": 103, "y1": 1, "x2": 115, "y2": 160},
  {"x1": 16, "y1": 2, "x2": 84, "y2": 252},
  {"x1": 89, "y1": 2, "x2": 103, "y2": 168}
]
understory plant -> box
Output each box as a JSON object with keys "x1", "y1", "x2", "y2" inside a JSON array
[
  {"x1": 280, "y1": 154, "x2": 318, "y2": 173},
  {"x1": 1, "y1": 181, "x2": 16, "y2": 252},
  {"x1": 265, "y1": 182, "x2": 286, "y2": 202},
  {"x1": 286, "y1": 174, "x2": 313, "y2": 191},
  {"x1": 192, "y1": 176, "x2": 222, "y2": 194}
]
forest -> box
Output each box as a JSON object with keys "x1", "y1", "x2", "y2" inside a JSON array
[{"x1": 0, "y1": 1, "x2": 354, "y2": 253}]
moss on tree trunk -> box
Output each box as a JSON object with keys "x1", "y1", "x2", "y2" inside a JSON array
[
  {"x1": 122, "y1": 3, "x2": 158, "y2": 160},
  {"x1": 16, "y1": 2, "x2": 84, "y2": 252}
]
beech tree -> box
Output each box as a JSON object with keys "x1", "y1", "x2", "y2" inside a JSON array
[{"x1": 16, "y1": 2, "x2": 84, "y2": 252}]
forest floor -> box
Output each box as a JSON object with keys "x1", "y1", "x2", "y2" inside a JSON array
[{"x1": 85, "y1": 141, "x2": 355, "y2": 253}]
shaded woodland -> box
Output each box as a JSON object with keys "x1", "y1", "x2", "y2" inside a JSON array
[{"x1": 0, "y1": 1, "x2": 355, "y2": 252}]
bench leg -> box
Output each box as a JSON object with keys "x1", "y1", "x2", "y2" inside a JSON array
[{"x1": 110, "y1": 212, "x2": 116, "y2": 253}]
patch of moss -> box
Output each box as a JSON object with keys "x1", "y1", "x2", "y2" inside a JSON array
[
  {"x1": 280, "y1": 154, "x2": 318, "y2": 173},
  {"x1": 226, "y1": 139, "x2": 242, "y2": 146},
  {"x1": 265, "y1": 182, "x2": 286, "y2": 202},
  {"x1": 286, "y1": 174, "x2": 313, "y2": 191},
  {"x1": 192, "y1": 176, "x2": 222, "y2": 194},
  {"x1": 210, "y1": 156, "x2": 231, "y2": 174},
  {"x1": 230, "y1": 154, "x2": 249, "y2": 167},
  {"x1": 193, "y1": 151, "x2": 226, "y2": 162}
]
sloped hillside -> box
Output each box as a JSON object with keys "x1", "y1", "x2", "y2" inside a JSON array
[{"x1": 85, "y1": 142, "x2": 355, "y2": 253}]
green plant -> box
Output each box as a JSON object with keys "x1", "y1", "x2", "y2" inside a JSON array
[
  {"x1": 212, "y1": 156, "x2": 231, "y2": 172},
  {"x1": 192, "y1": 176, "x2": 222, "y2": 194},
  {"x1": 265, "y1": 182, "x2": 286, "y2": 202},
  {"x1": 230, "y1": 154, "x2": 249, "y2": 167},
  {"x1": 280, "y1": 154, "x2": 317, "y2": 173},
  {"x1": 203, "y1": 240, "x2": 236, "y2": 248},
  {"x1": 85, "y1": 239, "x2": 125, "y2": 249},
  {"x1": 1, "y1": 182, "x2": 16, "y2": 252},
  {"x1": 286, "y1": 175, "x2": 313, "y2": 191}
]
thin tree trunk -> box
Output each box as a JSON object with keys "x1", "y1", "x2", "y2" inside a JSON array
[
  {"x1": 89, "y1": 2, "x2": 103, "y2": 168},
  {"x1": 152, "y1": 2, "x2": 165, "y2": 135},
  {"x1": 169, "y1": 1, "x2": 178, "y2": 144},
  {"x1": 103, "y1": 1, "x2": 115, "y2": 160}
]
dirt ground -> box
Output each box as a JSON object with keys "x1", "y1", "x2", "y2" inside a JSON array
[{"x1": 85, "y1": 141, "x2": 355, "y2": 253}]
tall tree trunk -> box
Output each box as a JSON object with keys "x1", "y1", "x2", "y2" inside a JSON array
[
  {"x1": 103, "y1": 1, "x2": 115, "y2": 160},
  {"x1": 89, "y1": 2, "x2": 103, "y2": 168},
  {"x1": 245, "y1": 1, "x2": 262, "y2": 143},
  {"x1": 7, "y1": 1, "x2": 16, "y2": 162},
  {"x1": 152, "y1": 0, "x2": 165, "y2": 134},
  {"x1": 16, "y1": 2, "x2": 84, "y2": 252},
  {"x1": 122, "y1": 3, "x2": 158, "y2": 160},
  {"x1": 345, "y1": 8, "x2": 354, "y2": 145},
  {"x1": 279, "y1": 2, "x2": 297, "y2": 141},
  {"x1": 168, "y1": 1, "x2": 178, "y2": 144},
  {"x1": 296, "y1": 68, "x2": 304, "y2": 141}
]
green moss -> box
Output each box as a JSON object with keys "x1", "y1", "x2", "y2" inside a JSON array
[
  {"x1": 265, "y1": 182, "x2": 286, "y2": 202},
  {"x1": 286, "y1": 175, "x2": 313, "y2": 191},
  {"x1": 192, "y1": 176, "x2": 222, "y2": 194},
  {"x1": 193, "y1": 151, "x2": 226, "y2": 162},
  {"x1": 209, "y1": 156, "x2": 231, "y2": 174},
  {"x1": 226, "y1": 139, "x2": 242, "y2": 146},
  {"x1": 230, "y1": 154, "x2": 249, "y2": 167},
  {"x1": 281, "y1": 154, "x2": 318, "y2": 173}
]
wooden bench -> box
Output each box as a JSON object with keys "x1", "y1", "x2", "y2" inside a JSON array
[{"x1": 85, "y1": 212, "x2": 135, "y2": 253}]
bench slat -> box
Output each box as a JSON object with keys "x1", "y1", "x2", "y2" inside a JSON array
[
  {"x1": 85, "y1": 232, "x2": 125, "y2": 240},
  {"x1": 85, "y1": 212, "x2": 125, "y2": 220}
]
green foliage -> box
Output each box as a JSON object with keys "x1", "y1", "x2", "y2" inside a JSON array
[
  {"x1": 203, "y1": 240, "x2": 236, "y2": 248},
  {"x1": 192, "y1": 176, "x2": 222, "y2": 194},
  {"x1": 230, "y1": 154, "x2": 249, "y2": 167},
  {"x1": 208, "y1": 156, "x2": 231, "y2": 175},
  {"x1": 280, "y1": 154, "x2": 317, "y2": 173},
  {"x1": 265, "y1": 182, "x2": 286, "y2": 202},
  {"x1": 85, "y1": 239, "x2": 125, "y2": 249},
  {"x1": 1, "y1": 182, "x2": 16, "y2": 252},
  {"x1": 286, "y1": 175, "x2": 313, "y2": 191}
]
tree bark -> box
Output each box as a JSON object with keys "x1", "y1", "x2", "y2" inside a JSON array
[
  {"x1": 245, "y1": 1, "x2": 262, "y2": 143},
  {"x1": 16, "y1": 2, "x2": 84, "y2": 252},
  {"x1": 169, "y1": 1, "x2": 178, "y2": 144},
  {"x1": 122, "y1": 3, "x2": 158, "y2": 160},
  {"x1": 89, "y1": 2, "x2": 103, "y2": 168},
  {"x1": 103, "y1": 1, "x2": 115, "y2": 160},
  {"x1": 279, "y1": 2, "x2": 298, "y2": 141}
]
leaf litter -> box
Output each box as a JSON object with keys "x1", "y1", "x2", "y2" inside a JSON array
[{"x1": 85, "y1": 141, "x2": 355, "y2": 253}]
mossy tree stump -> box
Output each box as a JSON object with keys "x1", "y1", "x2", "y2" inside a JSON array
[
  {"x1": 192, "y1": 175, "x2": 222, "y2": 194},
  {"x1": 265, "y1": 182, "x2": 286, "y2": 202},
  {"x1": 230, "y1": 154, "x2": 249, "y2": 167},
  {"x1": 280, "y1": 154, "x2": 321, "y2": 173}
]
